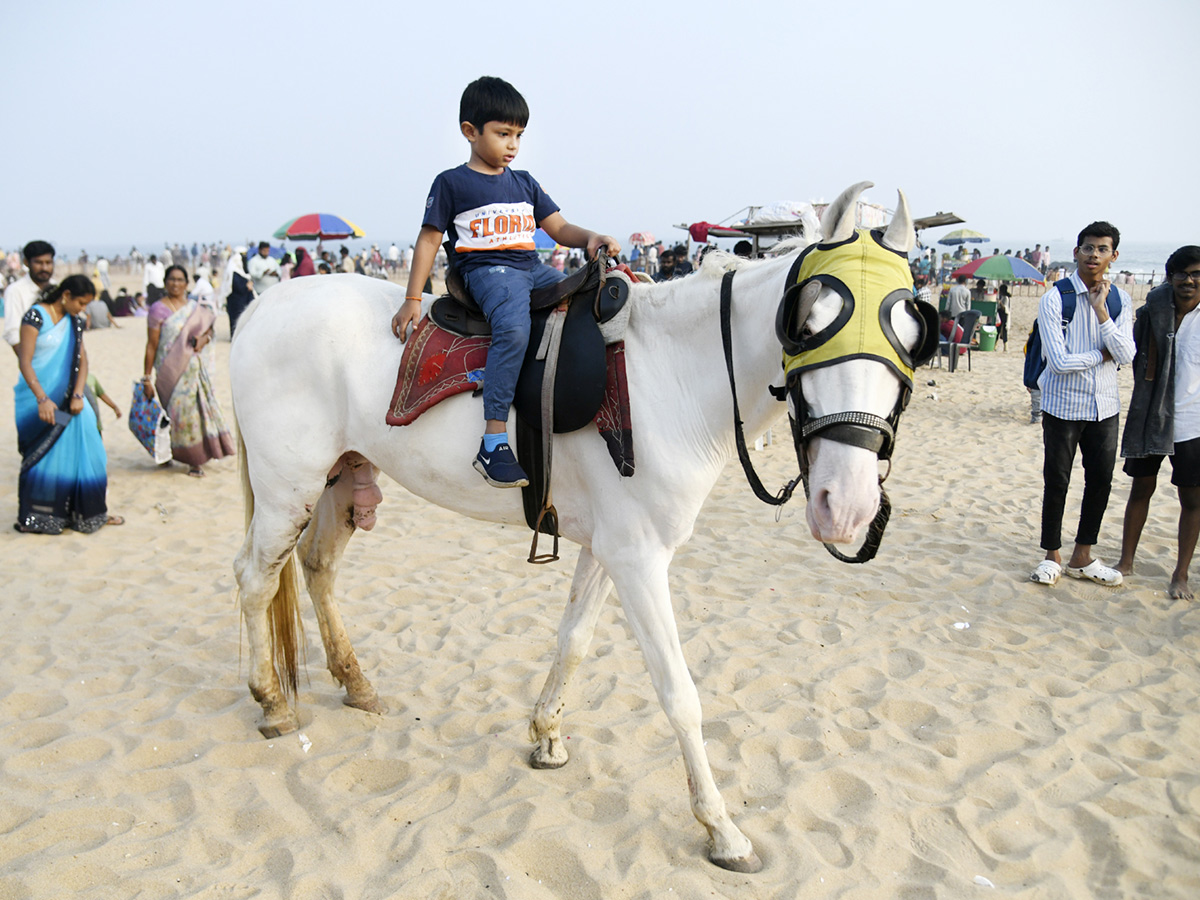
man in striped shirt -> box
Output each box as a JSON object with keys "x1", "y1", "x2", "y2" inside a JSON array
[{"x1": 1029, "y1": 222, "x2": 1135, "y2": 587}]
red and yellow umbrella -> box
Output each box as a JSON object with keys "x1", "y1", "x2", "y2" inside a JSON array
[{"x1": 273, "y1": 213, "x2": 364, "y2": 240}]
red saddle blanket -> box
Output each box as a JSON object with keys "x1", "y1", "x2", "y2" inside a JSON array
[{"x1": 386, "y1": 315, "x2": 634, "y2": 476}]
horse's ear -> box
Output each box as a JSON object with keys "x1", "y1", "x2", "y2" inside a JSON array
[
  {"x1": 822, "y1": 181, "x2": 873, "y2": 243},
  {"x1": 881, "y1": 189, "x2": 915, "y2": 254}
]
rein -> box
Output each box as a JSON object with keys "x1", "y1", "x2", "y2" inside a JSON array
[
  {"x1": 719, "y1": 271, "x2": 801, "y2": 508},
  {"x1": 719, "y1": 269, "x2": 890, "y2": 564}
]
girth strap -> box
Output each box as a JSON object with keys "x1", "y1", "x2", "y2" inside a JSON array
[{"x1": 525, "y1": 248, "x2": 612, "y2": 564}]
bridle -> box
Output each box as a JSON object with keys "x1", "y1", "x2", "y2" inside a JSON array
[{"x1": 719, "y1": 229, "x2": 938, "y2": 563}]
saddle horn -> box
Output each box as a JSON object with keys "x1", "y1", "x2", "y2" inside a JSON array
[
  {"x1": 821, "y1": 180, "x2": 873, "y2": 243},
  {"x1": 881, "y1": 189, "x2": 915, "y2": 254}
]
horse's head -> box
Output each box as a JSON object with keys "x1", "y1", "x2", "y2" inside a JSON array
[{"x1": 775, "y1": 182, "x2": 938, "y2": 558}]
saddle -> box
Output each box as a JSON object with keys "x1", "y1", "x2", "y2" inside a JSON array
[
  {"x1": 390, "y1": 253, "x2": 634, "y2": 562},
  {"x1": 429, "y1": 255, "x2": 630, "y2": 432}
]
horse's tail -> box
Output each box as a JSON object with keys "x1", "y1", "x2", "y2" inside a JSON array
[{"x1": 235, "y1": 402, "x2": 304, "y2": 701}]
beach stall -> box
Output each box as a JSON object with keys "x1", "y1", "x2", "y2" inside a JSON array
[
  {"x1": 684, "y1": 200, "x2": 957, "y2": 258},
  {"x1": 680, "y1": 201, "x2": 823, "y2": 257}
]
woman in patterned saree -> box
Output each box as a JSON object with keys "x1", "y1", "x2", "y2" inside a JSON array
[
  {"x1": 141, "y1": 265, "x2": 234, "y2": 477},
  {"x1": 14, "y1": 275, "x2": 122, "y2": 533}
]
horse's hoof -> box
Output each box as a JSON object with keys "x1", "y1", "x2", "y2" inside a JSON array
[
  {"x1": 344, "y1": 693, "x2": 388, "y2": 716},
  {"x1": 529, "y1": 739, "x2": 569, "y2": 769},
  {"x1": 710, "y1": 850, "x2": 763, "y2": 874},
  {"x1": 258, "y1": 716, "x2": 299, "y2": 739}
]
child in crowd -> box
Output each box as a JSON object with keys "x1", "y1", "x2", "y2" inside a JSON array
[
  {"x1": 390, "y1": 76, "x2": 620, "y2": 488},
  {"x1": 85, "y1": 373, "x2": 121, "y2": 433}
]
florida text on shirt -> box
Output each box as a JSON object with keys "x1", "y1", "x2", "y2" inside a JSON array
[{"x1": 453, "y1": 202, "x2": 537, "y2": 253}]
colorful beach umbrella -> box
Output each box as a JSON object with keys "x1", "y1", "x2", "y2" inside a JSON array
[
  {"x1": 938, "y1": 228, "x2": 989, "y2": 246},
  {"x1": 629, "y1": 232, "x2": 655, "y2": 245},
  {"x1": 273, "y1": 213, "x2": 365, "y2": 241},
  {"x1": 951, "y1": 255, "x2": 1044, "y2": 283}
]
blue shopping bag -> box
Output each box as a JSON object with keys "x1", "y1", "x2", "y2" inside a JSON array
[{"x1": 128, "y1": 380, "x2": 172, "y2": 464}]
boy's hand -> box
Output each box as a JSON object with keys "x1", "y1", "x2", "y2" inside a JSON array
[
  {"x1": 392, "y1": 298, "x2": 422, "y2": 342},
  {"x1": 1089, "y1": 278, "x2": 1112, "y2": 323},
  {"x1": 587, "y1": 234, "x2": 621, "y2": 260}
]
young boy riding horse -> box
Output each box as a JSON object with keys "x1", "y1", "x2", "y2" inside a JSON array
[{"x1": 390, "y1": 76, "x2": 620, "y2": 488}]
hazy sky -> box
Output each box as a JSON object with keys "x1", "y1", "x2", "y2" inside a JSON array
[{"x1": 4, "y1": 0, "x2": 1196, "y2": 253}]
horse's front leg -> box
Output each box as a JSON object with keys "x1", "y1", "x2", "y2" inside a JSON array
[
  {"x1": 297, "y1": 467, "x2": 386, "y2": 716},
  {"x1": 601, "y1": 546, "x2": 762, "y2": 874},
  {"x1": 529, "y1": 547, "x2": 612, "y2": 768}
]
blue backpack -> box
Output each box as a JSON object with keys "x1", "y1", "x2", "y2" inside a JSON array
[{"x1": 1023, "y1": 278, "x2": 1121, "y2": 390}]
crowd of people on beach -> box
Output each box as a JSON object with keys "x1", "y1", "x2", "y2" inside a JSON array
[
  {"x1": 4, "y1": 222, "x2": 1198, "y2": 603},
  {"x1": 1, "y1": 68, "x2": 1196, "y2": 602},
  {"x1": 1, "y1": 240, "x2": 241, "y2": 532},
  {"x1": 910, "y1": 222, "x2": 1200, "y2": 603}
]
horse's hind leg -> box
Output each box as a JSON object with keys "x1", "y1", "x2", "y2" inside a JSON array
[
  {"x1": 600, "y1": 545, "x2": 761, "y2": 873},
  {"x1": 529, "y1": 547, "x2": 612, "y2": 768},
  {"x1": 235, "y1": 505, "x2": 310, "y2": 738},
  {"x1": 297, "y1": 463, "x2": 386, "y2": 716}
]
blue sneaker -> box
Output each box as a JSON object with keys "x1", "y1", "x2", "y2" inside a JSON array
[{"x1": 473, "y1": 439, "x2": 529, "y2": 488}]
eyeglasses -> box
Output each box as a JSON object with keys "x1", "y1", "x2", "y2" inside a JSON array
[
  {"x1": 1078, "y1": 243, "x2": 1114, "y2": 256},
  {"x1": 1172, "y1": 271, "x2": 1200, "y2": 284}
]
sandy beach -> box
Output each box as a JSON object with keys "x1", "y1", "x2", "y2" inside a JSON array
[{"x1": 1, "y1": 286, "x2": 1198, "y2": 900}]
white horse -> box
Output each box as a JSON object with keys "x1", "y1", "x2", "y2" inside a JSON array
[{"x1": 229, "y1": 182, "x2": 930, "y2": 872}]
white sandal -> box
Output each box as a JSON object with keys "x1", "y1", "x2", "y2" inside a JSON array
[
  {"x1": 1065, "y1": 559, "x2": 1123, "y2": 586},
  {"x1": 1030, "y1": 559, "x2": 1062, "y2": 585}
]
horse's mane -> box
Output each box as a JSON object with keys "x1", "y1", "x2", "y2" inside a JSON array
[
  {"x1": 694, "y1": 235, "x2": 814, "y2": 278},
  {"x1": 624, "y1": 235, "x2": 817, "y2": 311}
]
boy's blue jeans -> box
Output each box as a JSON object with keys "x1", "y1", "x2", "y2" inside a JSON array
[{"x1": 464, "y1": 263, "x2": 567, "y2": 422}]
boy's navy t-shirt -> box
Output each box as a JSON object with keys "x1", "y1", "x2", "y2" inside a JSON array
[{"x1": 423, "y1": 164, "x2": 559, "y2": 273}]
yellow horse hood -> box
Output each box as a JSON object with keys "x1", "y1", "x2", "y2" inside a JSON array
[{"x1": 777, "y1": 229, "x2": 937, "y2": 388}]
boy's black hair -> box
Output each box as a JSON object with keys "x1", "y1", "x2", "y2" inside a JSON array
[
  {"x1": 1166, "y1": 245, "x2": 1200, "y2": 279},
  {"x1": 1076, "y1": 221, "x2": 1120, "y2": 251},
  {"x1": 23, "y1": 240, "x2": 54, "y2": 260},
  {"x1": 460, "y1": 76, "x2": 529, "y2": 130}
]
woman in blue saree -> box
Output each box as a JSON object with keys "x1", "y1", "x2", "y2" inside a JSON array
[{"x1": 14, "y1": 275, "x2": 122, "y2": 534}]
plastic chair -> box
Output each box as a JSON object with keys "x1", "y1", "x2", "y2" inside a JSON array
[{"x1": 945, "y1": 310, "x2": 982, "y2": 373}]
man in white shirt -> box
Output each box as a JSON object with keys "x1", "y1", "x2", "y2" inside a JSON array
[
  {"x1": 95, "y1": 256, "x2": 111, "y2": 294},
  {"x1": 247, "y1": 242, "x2": 281, "y2": 294},
  {"x1": 143, "y1": 254, "x2": 166, "y2": 303},
  {"x1": 1029, "y1": 222, "x2": 1134, "y2": 588},
  {"x1": 388, "y1": 242, "x2": 400, "y2": 272},
  {"x1": 189, "y1": 273, "x2": 216, "y2": 308},
  {"x1": 1118, "y1": 245, "x2": 1200, "y2": 599},
  {"x1": 3, "y1": 240, "x2": 55, "y2": 353}
]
